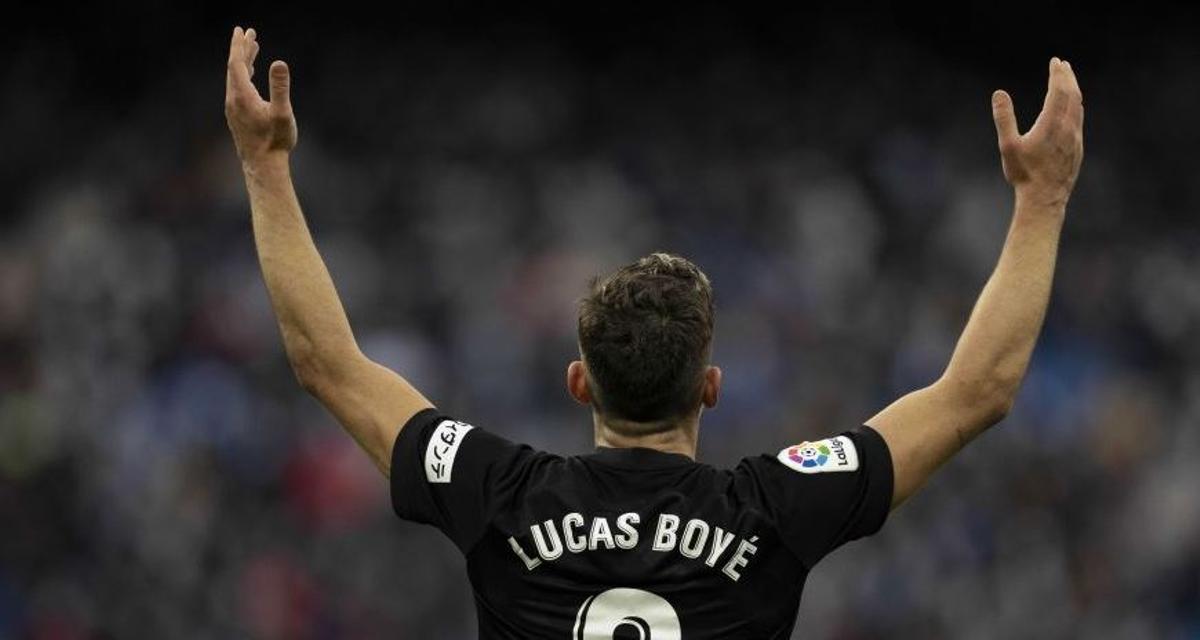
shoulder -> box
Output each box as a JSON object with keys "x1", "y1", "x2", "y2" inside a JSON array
[
  {"x1": 734, "y1": 428, "x2": 889, "y2": 480},
  {"x1": 725, "y1": 428, "x2": 892, "y2": 521},
  {"x1": 402, "y1": 409, "x2": 563, "y2": 465}
]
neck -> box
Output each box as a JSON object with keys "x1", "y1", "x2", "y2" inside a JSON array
[{"x1": 593, "y1": 413, "x2": 700, "y2": 459}]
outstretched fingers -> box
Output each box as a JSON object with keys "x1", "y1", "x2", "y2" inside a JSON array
[
  {"x1": 245, "y1": 28, "x2": 260, "y2": 78},
  {"x1": 1042, "y1": 58, "x2": 1072, "y2": 123},
  {"x1": 1062, "y1": 61, "x2": 1084, "y2": 129},
  {"x1": 226, "y1": 26, "x2": 260, "y2": 105},
  {"x1": 225, "y1": 26, "x2": 241, "y2": 99},
  {"x1": 227, "y1": 27, "x2": 247, "y2": 87}
]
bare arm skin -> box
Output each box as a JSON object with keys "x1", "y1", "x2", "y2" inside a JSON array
[
  {"x1": 867, "y1": 58, "x2": 1085, "y2": 508},
  {"x1": 224, "y1": 27, "x2": 431, "y2": 476}
]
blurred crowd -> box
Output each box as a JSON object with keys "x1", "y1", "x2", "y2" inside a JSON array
[{"x1": 1, "y1": 13, "x2": 1198, "y2": 639}]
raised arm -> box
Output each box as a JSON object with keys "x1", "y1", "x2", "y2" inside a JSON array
[
  {"x1": 867, "y1": 58, "x2": 1084, "y2": 508},
  {"x1": 224, "y1": 27, "x2": 431, "y2": 475}
]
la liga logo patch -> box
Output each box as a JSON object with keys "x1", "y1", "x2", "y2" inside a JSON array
[
  {"x1": 788, "y1": 443, "x2": 831, "y2": 468},
  {"x1": 778, "y1": 436, "x2": 860, "y2": 474}
]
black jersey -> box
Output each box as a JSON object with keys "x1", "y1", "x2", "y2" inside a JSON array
[{"x1": 391, "y1": 408, "x2": 893, "y2": 639}]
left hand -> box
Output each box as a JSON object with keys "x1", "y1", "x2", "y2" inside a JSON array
[{"x1": 224, "y1": 26, "x2": 298, "y2": 164}]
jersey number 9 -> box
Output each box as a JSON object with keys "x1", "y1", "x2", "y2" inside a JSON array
[{"x1": 572, "y1": 588, "x2": 682, "y2": 639}]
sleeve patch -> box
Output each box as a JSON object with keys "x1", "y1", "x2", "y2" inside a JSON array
[
  {"x1": 777, "y1": 436, "x2": 859, "y2": 474},
  {"x1": 424, "y1": 420, "x2": 475, "y2": 483}
]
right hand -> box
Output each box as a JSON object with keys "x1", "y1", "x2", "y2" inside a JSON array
[
  {"x1": 224, "y1": 26, "x2": 298, "y2": 164},
  {"x1": 991, "y1": 58, "x2": 1084, "y2": 207}
]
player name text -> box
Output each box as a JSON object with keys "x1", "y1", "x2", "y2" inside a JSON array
[{"x1": 507, "y1": 512, "x2": 759, "y2": 582}]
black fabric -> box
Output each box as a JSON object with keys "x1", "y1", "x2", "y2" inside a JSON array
[
  {"x1": 391, "y1": 411, "x2": 893, "y2": 639},
  {"x1": 734, "y1": 426, "x2": 893, "y2": 569}
]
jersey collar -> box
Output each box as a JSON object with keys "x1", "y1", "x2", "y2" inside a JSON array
[{"x1": 587, "y1": 446, "x2": 697, "y2": 470}]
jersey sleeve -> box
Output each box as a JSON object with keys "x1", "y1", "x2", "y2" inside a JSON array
[
  {"x1": 390, "y1": 408, "x2": 545, "y2": 552},
  {"x1": 733, "y1": 425, "x2": 894, "y2": 569}
]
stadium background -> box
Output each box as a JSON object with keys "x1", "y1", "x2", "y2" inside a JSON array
[{"x1": 1, "y1": 3, "x2": 1198, "y2": 638}]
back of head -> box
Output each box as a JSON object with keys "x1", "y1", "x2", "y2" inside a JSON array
[{"x1": 577, "y1": 253, "x2": 714, "y2": 432}]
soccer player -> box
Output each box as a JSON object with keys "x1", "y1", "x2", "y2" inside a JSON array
[{"x1": 224, "y1": 26, "x2": 1083, "y2": 638}]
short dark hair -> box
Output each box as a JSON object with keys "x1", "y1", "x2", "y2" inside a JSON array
[{"x1": 578, "y1": 252, "x2": 714, "y2": 425}]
